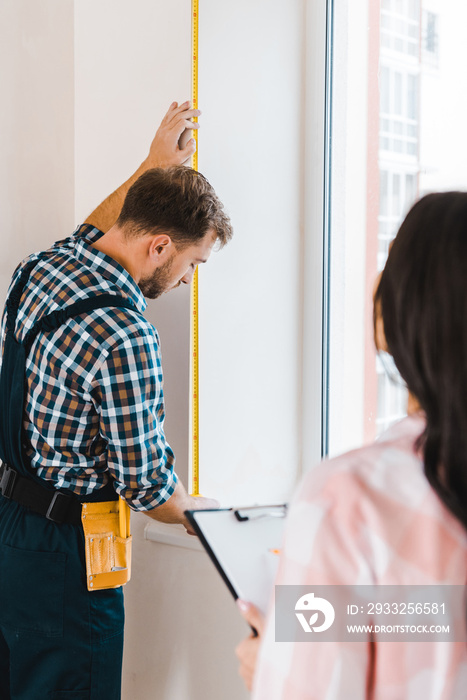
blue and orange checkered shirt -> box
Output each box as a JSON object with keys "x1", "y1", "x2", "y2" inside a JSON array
[{"x1": 0, "y1": 224, "x2": 178, "y2": 511}]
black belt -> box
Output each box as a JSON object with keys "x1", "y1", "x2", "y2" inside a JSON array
[{"x1": 0, "y1": 462, "x2": 83, "y2": 525}]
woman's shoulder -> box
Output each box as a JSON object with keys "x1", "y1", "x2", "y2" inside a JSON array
[
  {"x1": 284, "y1": 413, "x2": 467, "y2": 585},
  {"x1": 296, "y1": 414, "x2": 427, "y2": 510}
]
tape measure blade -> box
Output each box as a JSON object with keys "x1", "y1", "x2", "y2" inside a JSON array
[{"x1": 190, "y1": 0, "x2": 200, "y2": 495}]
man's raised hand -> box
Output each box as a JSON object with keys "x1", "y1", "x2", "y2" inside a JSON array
[{"x1": 147, "y1": 101, "x2": 201, "y2": 169}]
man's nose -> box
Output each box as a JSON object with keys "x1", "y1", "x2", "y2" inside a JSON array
[{"x1": 181, "y1": 267, "x2": 196, "y2": 285}]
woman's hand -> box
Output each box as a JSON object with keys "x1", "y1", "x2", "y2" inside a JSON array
[{"x1": 235, "y1": 601, "x2": 265, "y2": 692}]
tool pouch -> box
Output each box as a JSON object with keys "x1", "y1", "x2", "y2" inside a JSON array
[{"x1": 81, "y1": 497, "x2": 132, "y2": 591}]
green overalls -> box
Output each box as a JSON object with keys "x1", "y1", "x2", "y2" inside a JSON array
[{"x1": 0, "y1": 258, "x2": 137, "y2": 699}]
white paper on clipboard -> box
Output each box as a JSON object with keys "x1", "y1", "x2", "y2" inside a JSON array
[{"x1": 185, "y1": 504, "x2": 287, "y2": 616}]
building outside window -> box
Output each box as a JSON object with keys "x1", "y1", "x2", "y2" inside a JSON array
[{"x1": 327, "y1": 0, "x2": 465, "y2": 458}]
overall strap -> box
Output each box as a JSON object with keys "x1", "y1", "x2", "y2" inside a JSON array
[
  {"x1": 23, "y1": 293, "x2": 139, "y2": 353},
  {"x1": 5, "y1": 259, "x2": 42, "y2": 336},
  {"x1": 5, "y1": 257, "x2": 140, "y2": 345}
]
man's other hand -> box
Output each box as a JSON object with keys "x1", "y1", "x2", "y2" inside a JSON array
[
  {"x1": 146, "y1": 480, "x2": 218, "y2": 534},
  {"x1": 147, "y1": 101, "x2": 200, "y2": 169},
  {"x1": 183, "y1": 495, "x2": 220, "y2": 535}
]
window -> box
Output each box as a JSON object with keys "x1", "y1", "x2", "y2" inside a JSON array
[
  {"x1": 379, "y1": 68, "x2": 418, "y2": 157},
  {"x1": 381, "y1": 0, "x2": 420, "y2": 57},
  {"x1": 327, "y1": 0, "x2": 467, "y2": 457},
  {"x1": 378, "y1": 169, "x2": 417, "y2": 270},
  {"x1": 422, "y1": 10, "x2": 439, "y2": 66}
]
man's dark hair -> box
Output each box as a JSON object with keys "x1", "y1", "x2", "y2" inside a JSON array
[
  {"x1": 374, "y1": 191, "x2": 467, "y2": 531},
  {"x1": 116, "y1": 165, "x2": 233, "y2": 248}
]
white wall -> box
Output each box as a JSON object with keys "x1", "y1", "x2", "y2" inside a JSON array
[
  {"x1": 73, "y1": 5, "x2": 248, "y2": 699},
  {"x1": 74, "y1": 0, "x2": 194, "y2": 486},
  {"x1": 74, "y1": 1, "x2": 307, "y2": 697},
  {"x1": 197, "y1": 0, "x2": 304, "y2": 506},
  {"x1": 2, "y1": 1, "x2": 314, "y2": 698},
  {"x1": 0, "y1": 0, "x2": 74, "y2": 301}
]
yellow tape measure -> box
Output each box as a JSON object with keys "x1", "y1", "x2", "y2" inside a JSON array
[
  {"x1": 192, "y1": 0, "x2": 199, "y2": 171},
  {"x1": 190, "y1": 0, "x2": 200, "y2": 496}
]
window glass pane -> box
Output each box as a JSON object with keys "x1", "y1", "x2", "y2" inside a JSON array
[
  {"x1": 327, "y1": 0, "x2": 467, "y2": 457},
  {"x1": 409, "y1": 0, "x2": 420, "y2": 19},
  {"x1": 380, "y1": 171, "x2": 389, "y2": 215},
  {"x1": 405, "y1": 174, "x2": 417, "y2": 209},
  {"x1": 394, "y1": 72, "x2": 403, "y2": 114},
  {"x1": 407, "y1": 74, "x2": 418, "y2": 119},
  {"x1": 380, "y1": 67, "x2": 390, "y2": 113},
  {"x1": 392, "y1": 173, "x2": 401, "y2": 213}
]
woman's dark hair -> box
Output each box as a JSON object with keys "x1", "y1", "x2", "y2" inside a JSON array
[
  {"x1": 116, "y1": 165, "x2": 233, "y2": 248},
  {"x1": 374, "y1": 192, "x2": 467, "y2": 529}
]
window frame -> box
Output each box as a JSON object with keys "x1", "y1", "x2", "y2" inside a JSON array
[{"x1": 301, "y1": 0, "x2": 334, "y2": 468}]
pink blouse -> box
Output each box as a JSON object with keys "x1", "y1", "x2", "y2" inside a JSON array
[{"x1": 252, "y1": 415, "x2": 467, "y2": 700}]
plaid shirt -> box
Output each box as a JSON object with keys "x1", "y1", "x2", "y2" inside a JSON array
[
  {"x1": 0, "y1": 224, "x2": 178, "y2": 511},
  {"x1": 253, "y1": 415, "x2": 467, "y2": 700}
]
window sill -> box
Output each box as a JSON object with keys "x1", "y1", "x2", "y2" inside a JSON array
[{"x1": 144, "y1": 520, "x2": 204, "y2": 552}]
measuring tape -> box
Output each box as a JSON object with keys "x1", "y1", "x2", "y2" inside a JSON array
[
  {"x1": 191, "y1": 0, "x2": 199, "y2": 172},
  {"x1": 190, "y1": 0, "x2": 200, "y2": 496}
]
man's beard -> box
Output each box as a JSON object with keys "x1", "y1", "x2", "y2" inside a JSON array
[{"x1": 139, "y1": 256, "x2": 176, "y2": 299}]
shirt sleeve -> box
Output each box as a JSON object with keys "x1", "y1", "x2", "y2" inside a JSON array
[
  {"x1": 251, "y1": 461, "x2": 375, "y2": 700},
  {"x1": 91, "y1": 328, "x2": 178, "y2": 511}
]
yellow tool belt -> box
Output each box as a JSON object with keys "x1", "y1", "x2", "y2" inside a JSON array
[{"x1": 81, "y1": 497, "x2": 132, "y2": 591}]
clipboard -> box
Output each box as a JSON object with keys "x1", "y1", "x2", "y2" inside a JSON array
[{"x1": 185, "y1": 504, "x2": 287, "y2": 617}]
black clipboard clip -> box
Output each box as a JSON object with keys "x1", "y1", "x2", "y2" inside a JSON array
[{"x1": 234, "y1": 504, "x2": 287, "y2": 522}]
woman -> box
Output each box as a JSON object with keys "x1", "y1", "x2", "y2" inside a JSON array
[{"x1": 236, "y1": 192, "x2": 467, "y2": 699}]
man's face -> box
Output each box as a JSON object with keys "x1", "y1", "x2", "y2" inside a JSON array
[{"x1": 139, "y1": 229, "x2": 217, "y2": 299}]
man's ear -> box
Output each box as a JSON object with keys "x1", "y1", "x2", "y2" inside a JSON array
[{"x1": 148, "y1": 233, "x2": 174, "y2": 264}]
